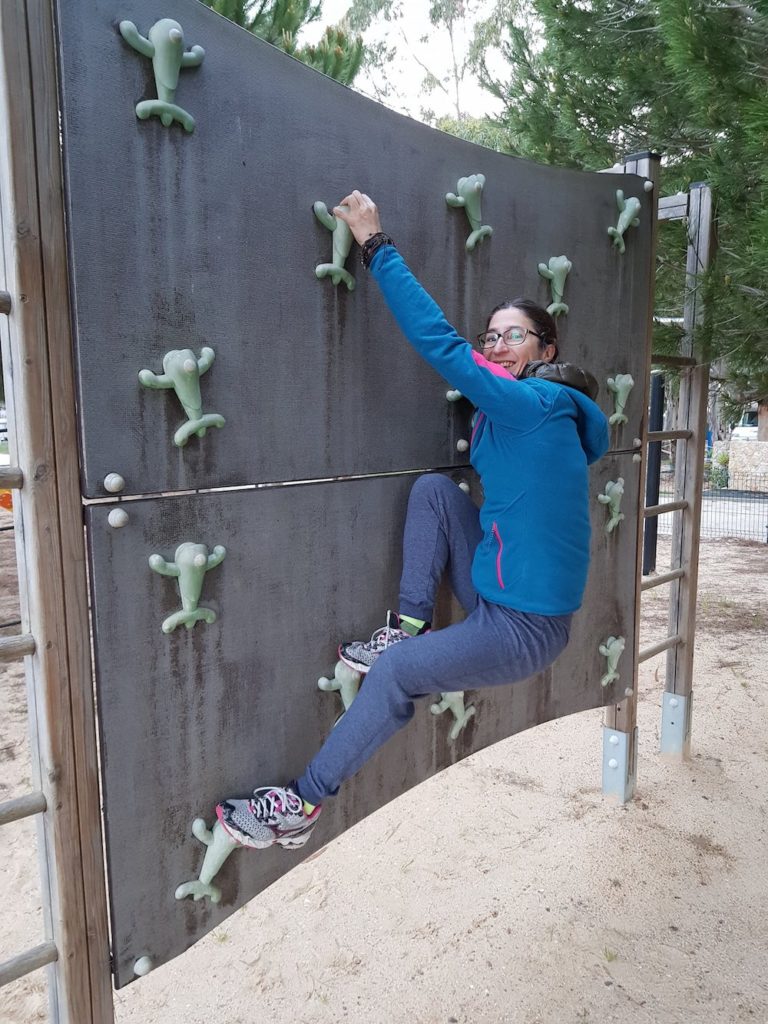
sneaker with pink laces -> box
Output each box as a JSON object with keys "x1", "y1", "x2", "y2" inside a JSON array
[
  {"x1": 338, "y1": 611, "x2": 429, "y2": 674},
  {"x1": 216, "y1": 783, "x2": 321, "y2": 850}
]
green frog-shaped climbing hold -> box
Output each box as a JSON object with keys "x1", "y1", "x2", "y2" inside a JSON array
[
  {"x1": 139, "y1": 347, "x2": 225, "y2": 448},
  {"x1": 599, "y1": 635, "x2": 626, "y2": 688},
  {"x1": 175, "y1": 818, "x2": 239, "y2": 904},
  {"x1": 607, "y1": 190, "x2": 641, "y2": 254},
  {"x1": 446, "y1": 175, "x2": 493, "y2": 252},
  {"x1": 313, "y1": 201, "x2": 355, "y2": 291},
  {"x1": 149, "y1": 541, "x2": 226, "y2": 633},
  {"x1": 430, "y1": 690, "x2": 476, "y2": 741},
  {"x1": 607, "y1": 373, "x2": 635, "y2": 426},
  {"x1": 318, "y1": 659, "x2": 362, "y2": 718},
  {"x1": 537, "y1": 255, "x2": 572, "y2": 317},
  {"x1": 119, "y1": 19, "x2": 204, "y2": 132},
  {"x1": 597, "y1": 478, "x2": 625, "y2": 534}
]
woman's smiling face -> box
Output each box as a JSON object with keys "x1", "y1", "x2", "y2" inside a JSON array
[{"x1": 483, "y1": 306, "x2": 557, "y2": 377}]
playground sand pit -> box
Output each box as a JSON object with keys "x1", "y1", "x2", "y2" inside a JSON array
[{"x1": 2, "y1": 515, "x2": 767, "y2": 1023}]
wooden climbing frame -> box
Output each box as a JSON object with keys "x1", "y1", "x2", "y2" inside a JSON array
[{"x1": 0, "y1": 1, "x2": 113, "y2": 1020}]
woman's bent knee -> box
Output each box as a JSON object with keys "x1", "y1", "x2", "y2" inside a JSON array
[{"x1": 410, "y1": 472, "x2": 456, "y2": 503}]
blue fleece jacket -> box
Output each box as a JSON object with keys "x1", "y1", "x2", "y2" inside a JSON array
[{"x1": 370, "y1": 245, "x2": 610, "y2": 615}]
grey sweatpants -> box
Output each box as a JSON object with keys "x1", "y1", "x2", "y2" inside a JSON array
[{"x1": 297, "y1": 474, "x2": 572, "y2": 805}]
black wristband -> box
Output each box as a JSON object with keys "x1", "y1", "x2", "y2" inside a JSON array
[{"x1": 361, "y1": 232, "x2": 395, "y2": 269}]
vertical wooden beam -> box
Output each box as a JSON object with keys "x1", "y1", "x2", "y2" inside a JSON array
[
  {"x1": 0, "y1": 1, "x2": 113, "y2": 1020},
  {"x1": 28, "y1": 1, "x2": 114, "y2": 1016},
  {"x1": 603, "y1": 153, "x2": 661, "y2": 800},
  {"x1": 665, "y1": 185, "x2": 713, "y2": 728}
]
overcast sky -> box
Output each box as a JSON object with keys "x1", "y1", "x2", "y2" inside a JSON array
[{"x1": 303, "y1": 1, "x2": 505, "y2": 123}]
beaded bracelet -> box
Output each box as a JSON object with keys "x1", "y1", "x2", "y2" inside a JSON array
[{"x1": 361, "y1": 232, "x2": 396, "y2": 269}]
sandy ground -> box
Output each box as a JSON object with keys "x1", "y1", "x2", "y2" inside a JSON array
[{"x1": 1, "y1": 511, "x2": 767, "y2": 1023}]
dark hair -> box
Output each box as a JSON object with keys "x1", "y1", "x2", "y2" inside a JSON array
[{"x1": 485, "y1": 298, "x2": 559, "y2": 361}]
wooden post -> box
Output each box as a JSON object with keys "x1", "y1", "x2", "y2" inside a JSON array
[
  {"x1": 602, "y1": 152, "x2": 661, "y2": 801},
  {"x1": 663, "y1": 184, "x2": 713, "y2": 755},
  {"x1": 0, "y1": 1, "x2": 113, "y2": 1020}
]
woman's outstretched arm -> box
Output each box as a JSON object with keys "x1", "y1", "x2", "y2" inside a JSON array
[{"x1": 333, "y1": 192, "x2": 555, "y2": 430}]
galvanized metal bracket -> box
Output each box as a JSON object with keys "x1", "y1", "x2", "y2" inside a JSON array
[
  {"x1": 660, "y1": 690, "x2": 692, "y2": 758},
  {"x1": 602, "y1": 725, "x2": 637, "y2": 803}
]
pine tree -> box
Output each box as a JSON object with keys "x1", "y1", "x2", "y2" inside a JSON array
[
  {"x1": 293, "y1": 25, "x2": 364, "y2": 86},
  {"x1": 433, "y1": 114, "x2": 511, "y2": 150},
  {"x1": 203, "y1": 0, "x2": 364, "y2": 86},
  {"x1": 476, "y1": 0, "x2": 768, "y2": 408},
  {"x1": 203, "y1": 0, "x2": 321, "y2": 43}
]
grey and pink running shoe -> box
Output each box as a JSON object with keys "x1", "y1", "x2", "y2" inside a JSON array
[
  {"x1": 216, "y1": 783, "x2": 321, "y2": 850},
  {"x1": 338, "y1": 610, "x2": 429, "y2": 674}
]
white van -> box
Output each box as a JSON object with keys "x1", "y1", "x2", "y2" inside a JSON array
[{"x1": 731, "y1": 407, "x2": 758, "y2": 441}]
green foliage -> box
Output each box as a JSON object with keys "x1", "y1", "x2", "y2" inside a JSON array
[
  {"x1": 297, "y1": 25, "x2": 364, "y2": 85},
  {"x1": 347, "y1": 0, "x2": 492, "y2": 119},
  {"x1": 202, "y1": 0, "x2": 363, "y2": 85},
  {"x1": 204, "y1": 0, "x2": 321, "y2": 41},
  {"x1": 432, "y1": 115, "x2": 511, "y2": 151},
  {"x1": 346, "y1": 0, "x2": 404, "y2": 27},
  {"x1": 477, "y1": 0, "x2": 768, "y2": 403},
  {"x1": 709, "y1": 450, "x2": 729, "y2": 488}
]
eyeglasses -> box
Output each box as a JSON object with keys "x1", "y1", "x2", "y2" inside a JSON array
[{"x1": 476, "y1": 326, "x2": 542, "y2": 350}]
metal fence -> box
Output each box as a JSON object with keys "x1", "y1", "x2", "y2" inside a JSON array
[{"x1": 657, "y1": 467, "x2": 768, "y2": 542}]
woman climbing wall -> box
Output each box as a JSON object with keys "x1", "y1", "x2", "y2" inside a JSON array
[{"x1": 215, "y1": 190, "x2": 610, "y2": 849}]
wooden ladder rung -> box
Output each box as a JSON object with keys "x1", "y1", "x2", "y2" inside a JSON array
[
  {"x1": 0, "y1": 791, "x2": 47, "y2": 826},
  {"x1": 0, "y1": 941, "x2": 58, "y2": 989},
  {"x1": 0, "y1": 633, "x2": 35, "y2": 662},
  {"x1": 644, "y1": 500, "x2": 689, "y2": 518},
  {"x1": 647, "y1": 430, "x2": 693, "y2": 442},
  {"x1": 651, "y1": 353, "x2": 697, "y2": 367},
  {"x1": 638, "y1": 634, "x2": 683, "y2": 663},
  {"x1": 641, "y1": 568, "x2": 685, "y2": 592},
  {"x1": 657, "y1": 191, "x2": 688, "y2": 215},
  {"x1": 0, "y1": 465, "x2": 23, "y2": 488}
]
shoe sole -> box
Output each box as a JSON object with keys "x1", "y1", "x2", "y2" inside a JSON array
[
  {"x1": 215, "y1": 804, "x2": 315, "y2": 851},
  {"x1": 277, "y1": 832, "x2": 313, "y2": 850}
]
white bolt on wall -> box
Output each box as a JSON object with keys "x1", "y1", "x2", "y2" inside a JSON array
[
  {"x1": 104, "y1": 472, "x2": 125, "y2": 493},
  {"x1": 108, "y1": 508, "x2": 129, "y2": 528}
]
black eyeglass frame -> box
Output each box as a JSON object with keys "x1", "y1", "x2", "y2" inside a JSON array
[{"x1": 475, "y1": 326, "x2": 543, "y2": 350}]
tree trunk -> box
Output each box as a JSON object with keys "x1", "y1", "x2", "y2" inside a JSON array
[{"x1": 758, "y1": 400, "x2": 768, "y2": 442}]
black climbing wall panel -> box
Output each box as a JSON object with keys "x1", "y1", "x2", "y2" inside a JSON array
[
  {"x1": 57, "y1": 0, "x2": 650, "y2": 500},
  {"x1": 54, "y1": 0, "x2": 654, "y2": 987},
  {"x1": 86, "y1": 458, "x2": 639, "y2": 986}
]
